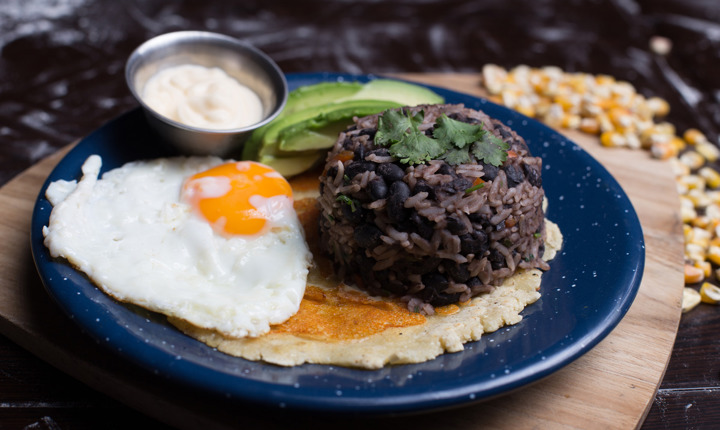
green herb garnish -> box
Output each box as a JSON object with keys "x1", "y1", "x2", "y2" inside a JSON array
[
  {"x1": 374, "y1": 110, "x2": 510, "y2": 166},
  {"x1": 533, "y1": 232, "x2": 542, "y2": 238},
  {"x1": 465, "y1": 182, "x2": 485, "y2": 194},
  {"x1": 336, "y1": 194, "x2": 356, "y2": 212}
]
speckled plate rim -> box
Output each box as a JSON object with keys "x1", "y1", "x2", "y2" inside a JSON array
[{"x1": 30, "y1": 72, "x2": 644, "y2": 416}]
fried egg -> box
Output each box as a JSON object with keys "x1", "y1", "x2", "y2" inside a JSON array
[{"x1": 42, "y1": 155, "x2": 312, "y2": 338}]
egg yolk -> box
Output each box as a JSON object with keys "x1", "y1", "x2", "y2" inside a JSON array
[{"x1": 181, "y1": 161, "x2": 293, "y2": 236}]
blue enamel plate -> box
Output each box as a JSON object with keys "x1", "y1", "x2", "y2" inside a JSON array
[{"x1": 31, "y1": 72, "x2": 644, "y2": 415}]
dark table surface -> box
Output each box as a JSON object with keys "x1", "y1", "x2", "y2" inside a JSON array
[{"x1": 1, "y1": 1, "x2": 719, "y2": 428}]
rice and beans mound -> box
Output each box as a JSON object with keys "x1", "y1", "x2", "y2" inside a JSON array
[{"x1": 318, "y1": 104, "x2": 547, "y2": 313}]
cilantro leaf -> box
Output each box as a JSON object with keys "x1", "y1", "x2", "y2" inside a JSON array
[
  {"x1": 433, "y1": 114, "x2": 485, "y2": 149},
  {"x1": 440, "y1": 147, "x2": 472, "y2": 165},
  {"x1": 373, "y1": 109, "x2": 511, "y2": 167},
  {"x1": 471, "y1": 132, "x2": 510, "y2": 166},
  {"x1": 375, "y1": 109, "x2": 423, "y2": 146},
  {"x1": 389, "y1": 130, "x2": 444, "y2": 165}
]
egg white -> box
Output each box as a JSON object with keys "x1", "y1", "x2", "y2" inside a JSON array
[{"x1": 42, "y1": 155, "x2": 312, "y2": 338}]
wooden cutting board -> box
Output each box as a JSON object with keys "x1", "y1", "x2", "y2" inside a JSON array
[{"x1": 0, "y1": 74, "x2": 684, "y2": 429}]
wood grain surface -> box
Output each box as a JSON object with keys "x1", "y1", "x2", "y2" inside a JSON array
[{"x1": 0, "y1": 74, "x2": 684, "y2": 429}]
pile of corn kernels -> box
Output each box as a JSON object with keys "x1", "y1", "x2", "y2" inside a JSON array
[{"x1": 480, "y1": 64, "x2": 720, "y2": 313}]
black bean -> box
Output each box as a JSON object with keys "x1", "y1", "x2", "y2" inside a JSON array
[
  {"x1": 446, "y1": 215, "x2": 468, "y2": 235},
  {"x1": 468, "y1": 212, "x2": 489, "y2": 224},
  {"x1": 513, "y1": 137, "x2": 529, "y2": 152},
  {"x1": 353, "y1": 145, "x2": 365, "y2": 161},
  {"x1": 460, "y1": 230, "x2": 489, "y2": 255},
  {"x1": 353, "y1": 224, "x2": 383, "y2": 249},
  {"x1": 340, "y1": 198, "x2": 365, "y2": 223},
  {"x1": 437, "y1": 163, "x2": 456, "y2": 177},
  {"x1": 369, "y1": 148, "x2": 390, "y2": 158},
  {"x1": 410, "y1": 210, "x2": 435, "y2": 239},
  {"x1": 368, "y1": 177, "x2": 388, "y2": 200},
  {"x1": 384, "y1": 279, "x2": 407, "y2": 295},
  {"x1": 451, "y1": 177, "x2": 473, "y2": 192},
  {"x1": 480, "y1": 162, "x2": 498, "y2": 181},
  {"x1": 448, "y1": 113, "x2": 467, "y2": 122},
  {"x1": 408, "y1": 257, "x2": 441, "y2": 275},
  {"x1": 466, "y1": 277, "x2": 482, "y2": 288},
  {"x1": 444, "y1": 261, "x2": 471, "y2": 283},
  {"x1": 358, "y1": 128, "x2": 377, "y2": 139},
  {"x1": 413, "y1": 179, "x2": 436, "y2": 200},
  {"x1": 345, "y1": 161, "x2": 375, "y2": 179},
  {"x1": 377, "y1": 163, "x2": 405, "y2": 182},
  {"x1": 504, "y1": 164, "x2": 525, "y2": 188},
  {"x1": 342, "y1": 136, "x2": 355, "y2": 149},
  {"x1": 421, "y1": 273, "x2": 449, "y2": 293},
  {"x1": 497, "y1": 126, "x2": 512, "y2": 139},
  {"x1": 387, "y1": 181, "x2": 410, "y2": 222},
  {"x1": 439, "y1": 177, "x2": 472, "y2": 194},
  {"x1": 327, "y1": 165, "x2": 338, "y2": 180},
  {"x1": 419, "y1": 272, "x2": 461, "y2": 306},
  {"x1": 424, "y1": 126, "x2": 435, "y2": 137},
  {"x1": 523, "y1": 163, "x2": 542, "y2": 187},
  {"x1": 488, "y1": 248, "x2": 507, "y2": 270}
]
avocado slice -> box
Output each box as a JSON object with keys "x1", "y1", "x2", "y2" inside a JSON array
[
  {"x1": 262, "y1": 99, "x2": 403, "y2": 151},
  {"x1": 341, "y1": 79, "x2": 444, "y2": 106},
  {"x1": 243, "y1": 79, "x2": 445, "y2": 177},
  {"x1": 242, "y1": 81, "x2": 365, "y2": 160},
  {"x1": 258, "y1": 152, "x2": 323, "y2": 177},
  {"x1": 285, "y1": 81, "x2": 364, "y2": 114},
  {"x1": 277, "y1": 100, "x2": 404, "y2": 151}
]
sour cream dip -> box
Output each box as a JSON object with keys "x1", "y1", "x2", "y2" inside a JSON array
[{"x1": 141, "y1": 64, "x2": 264, "y2": 130}]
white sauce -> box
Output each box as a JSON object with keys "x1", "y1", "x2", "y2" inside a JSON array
[{"x1": 141, "y1": 64, "x2": 264, "y2": 130}]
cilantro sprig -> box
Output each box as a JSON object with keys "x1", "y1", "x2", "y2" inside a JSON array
[{"x1": 374, "y1": 110, "x2": 510, "y2": 166}]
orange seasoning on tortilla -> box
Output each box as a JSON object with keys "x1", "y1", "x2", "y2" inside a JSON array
[
  {"x1": 287, "y1": 187, "x2": 425, "y2": 341},
  {"x1": 272, "y1": 285, "x2": 426, "y2": 340}
]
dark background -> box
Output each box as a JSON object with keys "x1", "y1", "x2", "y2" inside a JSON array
[{"x1": 1, "y1": 0, "x2": 718, "y2": 428}]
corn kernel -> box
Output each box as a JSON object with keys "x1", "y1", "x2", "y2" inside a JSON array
[
  {"x1": 679, "y1": 151, "x2": 706, "y2": 170},
  {"x1": 691, "y1": 227, "x2": 712, "y2": 246},
  {"x1": 686, "y1": 243, "x2": 705, "y2": 258},
  {"x1": 654, "y1": 122, "x2": 676, "y2": 136},
  {"x1": 706, "y1": 203, "x2": 720, "y2": 219},
  {"x1": 600, "y1": 131, "x2": 626, "y2": 147},
  {"x1": 685, "y1": 264, "x2": 705, "y2": 284},
  {"x1": 700, "y1": 282, "x2": 720, "y2": 304},
  {"x1": 609, "y1": 107, "x2": 633, "y2": 130},
  {"x1": 692, "y1": 215, "x2": 712, "y2": 229},
  {"x1": 482, "y1": 64, "x2": 508, "y2": 95},
  {"x1": 684, "y1": 128, "x2": 707, "y2": 145},
  {"x1": 669, "y1": 136, "x2": 686, "y2": 152},
  {"x1": 687, "y1": 188, "x2": 712, "y2": 208},
  {"x1": 624, "y1": 132, "x2": 641, "y2": 149},
  {"x1": 647, "y1": 97, "x2": 670, "y2": 117},
  {"x1": 683, "y1": 287, "x2": 702, "y2": 312},
  {"x1": 515, "y1": 102, "x2": 535, "y2": 118},
  {"x1": 695, "y1": 141, "x2": 720, "y2": 162},
  {"x1": 579, "y1": 117, "x2": 600, "y2": 134},
  {"x1": 670, "y1": 158, "x2": 691, "y2": 177},
  {"x1": 699, "y1": 167, "x2": 720, "y2": 188},
  {"x1": 707, "y1": 246, "x2": 720, "y2": 265},
  {"x1": 681, "y1": 204, "x2": 697, "y2": 223},
  {"x1": 561, "y1": 113, "x2": 581, "y2": 129},
  {"x1": 696, "y1": 260, "x2": 712, "y2": 277},
  {"x1": 678, "y1": 174, "x2": 705, "y2": 191},
  {"x1": 543, "y1": 104, "x2": 564, "y2": 128},
  {"x1": 650, "y1": 141, "x2": 676, "y2": 160}
]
